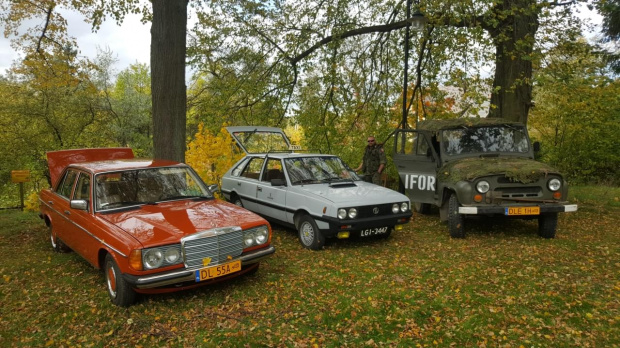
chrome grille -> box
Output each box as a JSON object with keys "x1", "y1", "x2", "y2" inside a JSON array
[{"x1": 182, "y1": 227, "x2": 244, "y2": 268}]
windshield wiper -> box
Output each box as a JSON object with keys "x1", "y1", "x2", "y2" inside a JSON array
[
  {"x1": 161, "y1": 195, "x2": 211, "y2": 201},
  {"x1": 294, "y1": 178, "x2": 317, "y2": 184}
]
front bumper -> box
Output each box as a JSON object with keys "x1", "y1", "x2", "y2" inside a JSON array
[
  {"x1": 318, "y1": 212, "x2": 412, "y2": 237},
  {"x1": 123, "y1": 245, "x2": 275, "y2": 290},
  {"x1": 459, "y1": 204, "x2": 578, "y2": 215}
]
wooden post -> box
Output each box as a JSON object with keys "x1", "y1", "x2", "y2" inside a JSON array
[{"x1": 19, "y1": 182, "x2": 24, "y2": 211}]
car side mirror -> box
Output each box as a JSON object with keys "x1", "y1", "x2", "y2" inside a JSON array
[
  {"x1": 208, "y1": 184, "x2": 220, "y2": 193},
  {"x1": 533, "y1": 141, "x2": 540, "y2": 153},
  {"x1": 271, "y1": 178, "x2": 286, "y2": 187},
  {"x1": 70, "y1": 200, "x2": 89, "y2": 211}
]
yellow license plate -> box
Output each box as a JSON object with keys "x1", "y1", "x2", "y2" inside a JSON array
[
  {"x1": 195, "y1": 260, "x2": 241, "y2": 282},
  {"x1": 505, "y1": 206, "x2": 540, "y2": 216}
]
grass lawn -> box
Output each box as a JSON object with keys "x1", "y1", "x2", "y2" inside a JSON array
[{"x1": 0, "y1": 186, "x2": 618, "y2": 347}]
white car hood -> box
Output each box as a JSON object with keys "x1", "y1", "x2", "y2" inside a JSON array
[{"x1": 295, "y1": 181, "x2": 408, "y2": 206}]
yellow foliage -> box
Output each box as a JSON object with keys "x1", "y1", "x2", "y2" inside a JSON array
[
  {"x1": 24, "y1": 191, "x2": 40, "y2": 212},
  {"x1": 186, "y1": 124, "x2": 244, "y2": 191}
]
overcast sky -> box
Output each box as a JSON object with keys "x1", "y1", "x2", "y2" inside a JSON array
[
  {"x1": 0, "y1": 10, "x2": 151, "y2": 75},
  {"x1": 0, "y1": 4, "x2": 603, "y2": 77}
]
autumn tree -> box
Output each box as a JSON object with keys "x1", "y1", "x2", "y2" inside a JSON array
[
  {"x1": 593, "y1": 0, "x2": 620, "y2": 72},
  {"x1": 529, "y1": 39, "x2": 620, "y2": 184},
  {"x1": 0, "y1": 0, "x2": 603, "y2": 165}
]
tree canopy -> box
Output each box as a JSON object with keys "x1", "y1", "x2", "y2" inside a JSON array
[{"x1": 0, "y1": 0, "x2": 617, "y2": 205}]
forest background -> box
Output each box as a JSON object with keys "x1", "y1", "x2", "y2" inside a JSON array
[{"x1": 0, "y1": 0, "x2": 618, "y2": 208}]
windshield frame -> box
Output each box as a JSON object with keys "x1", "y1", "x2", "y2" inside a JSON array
[{"x1": 94, "y1": 165, "x2": 213, "y2": 212}]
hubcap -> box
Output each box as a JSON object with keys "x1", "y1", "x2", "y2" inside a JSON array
[
  {"x1": 106, "y1": 265, "x2": 117, "y2": 298},
  {"x1": 300, "y1": 221, "x2": 314, "y2": 246},
  {"x1": 49, "y1": 227, "x2": 57, "y2": 248}
]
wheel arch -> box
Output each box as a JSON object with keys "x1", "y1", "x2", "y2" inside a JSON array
[{"x1": 292, "y1": 209, "x2": 311, "y2": 229}]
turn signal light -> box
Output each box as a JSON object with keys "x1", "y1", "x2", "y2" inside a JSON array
[
  {"x1": 553, "y1": 192, "x2": 562, "y2": 200},
  {"x1": 474, "y1": 194, "x2": 483, "y2": 202},
  {"x1": 129, "y1": 250, "x2": 143, "y2": 271}
]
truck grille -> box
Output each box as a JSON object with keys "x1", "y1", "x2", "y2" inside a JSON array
[
  {"x1": 494, "y1": 187, "x2": 542, "y2": 198},
  {"x1": 182, "y1": 227, "x2": 243, "y2": 268}
]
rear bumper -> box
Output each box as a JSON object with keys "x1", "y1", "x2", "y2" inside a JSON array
[
  {"x1": 459, "y1": 204, "x2": 578, "y2": 215},
  {"x1": 123, "y1": 245, "x2": 275, "y2": 289}
]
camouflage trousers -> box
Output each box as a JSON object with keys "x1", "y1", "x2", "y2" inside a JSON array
[{"x1": 363, "y1": 172, "x2": 383, "y2": 186}]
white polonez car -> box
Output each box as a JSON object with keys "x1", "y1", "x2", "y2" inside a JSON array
[{"x1": 221, "y1": 127, "x2": 413, "y2": 250}]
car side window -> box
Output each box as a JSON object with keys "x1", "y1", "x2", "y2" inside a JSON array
[
  {"x1": 396, "y1": 132, "x2": 418, "y2": 155},
  {"x1": 262, "y1": 159, "x2": 284, "y2": 182},
  {"x1": 57, "y1": 169, "x2": 78, "y2": 199},
  {"x1": 416, "y1": 136, "x2": 431, "y2": 156},
  {"x1": 73, "y1": 173, "x2": 91, "y2": 202},
  {"x1": 241, "y1": 158, "x2": 264, "y2": 180},
  {"x1": 231, "y1": 157, "x2": 250, "y2": 177}
]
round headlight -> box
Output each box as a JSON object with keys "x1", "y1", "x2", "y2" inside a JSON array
[
  {"x1": 476, "y1": 180, "x2": 490, "y2": 194},
  {"x1": 392, "y1": 203, "x2": 400, "y2": 214},
  {"x1": 143, "y1": 248, "x2": 163, "y2": 269},
  {"x1": 338, "y1": 208, "x2": 347, "y2": 219},
  {"x1": 255, "y1": 226, "x2": 269, "y2": 245},
  {"x1": 548, "y1": 178, "x2": 561, "y2": 191},
  {"x1": 164, "y1": 248, "x2": 180, "y2": 264},
  {"x1": 348, "y1": 208, "x2": 358, "y2": 219},
  {"x1": 244, "y1": 233, "x2": 255, "y2": 247},
  {"x1": 400, "y1": 202, "x2": 409, "y2": 212}
]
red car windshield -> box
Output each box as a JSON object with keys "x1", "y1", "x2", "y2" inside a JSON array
[{"x1": 95, "y1": 167, "x2": 212, "y2": 211}]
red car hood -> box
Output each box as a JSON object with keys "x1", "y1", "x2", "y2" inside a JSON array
[{"x1": 99, "y1": 200, "x2": 265, "y2": 247}]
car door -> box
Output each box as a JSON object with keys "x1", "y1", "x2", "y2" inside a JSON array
[
  {"x1": 256, "y1": 157, "x2": 288, "y2": 222},
  {"x1": 234, "y1": 157, "x2": 264, "y2": 212},
  {"x1": 393, "y1": 130, "x2": 438, "y2": 205},
  {"x1": 66, "y1": 172, "x2": 98, "y2": 262},
  {"x1": 50, "y1": 169, "x2": 79, "y2": 250}
]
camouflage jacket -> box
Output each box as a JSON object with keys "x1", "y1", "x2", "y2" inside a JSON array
[{"x1": 361, "y1": 144, "x2": 386, "y2": 174}]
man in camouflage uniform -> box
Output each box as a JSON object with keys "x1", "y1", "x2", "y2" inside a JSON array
[{"x1": 355, "y1": 136, "x2": 386, "y2": 185}]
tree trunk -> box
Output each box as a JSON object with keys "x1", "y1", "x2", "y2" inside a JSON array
[
  {"x1": 151, "y1": 0, "x2": 187, "y2": 162},
  {"x1": 486, "y1": 0, "x2": 539, "y2": 125}
]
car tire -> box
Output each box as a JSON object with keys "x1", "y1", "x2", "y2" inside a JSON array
[
  {"x1": 104, "y1": 254, "x2": 136, "y2": 307},
  {"x1": 448, "y1": 193, "x2": 465, "y2": 238},
  {"x1": 49, "y1": 222, "x2": 71, "y2": 253},
  {"x1": 297, "y1": 215, "x2": 325, "y2": 250},
  {"x1": 414, "y1": 202, "x2": 432, "y2": 214},
  {"x1": 538, "y1": 213, "x2": 557, "y2": 239},
  {"x1": 232, "y1": 195, "x2": 243, "y2": 207}
]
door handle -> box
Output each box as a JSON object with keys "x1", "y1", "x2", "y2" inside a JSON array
[
  {"x1": 398, "y1": 165, "x2": 406, "y2": 168},
  {"x1": 48, "y1": 201, "x2": 54, "y2": 205},
  {"x1": 257, "y1": 187, "x2": 262, "y2": 192},
  {"x1": 237, "y1": 182, "x2": 241, "y2": 186},
  {"x1": 64, "y1": 210, "x2": 71, "y2": 215}
]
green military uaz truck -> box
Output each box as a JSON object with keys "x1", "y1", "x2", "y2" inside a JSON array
[{"x1": 393, "y1": 118, "x2": 578, "y2": 238}]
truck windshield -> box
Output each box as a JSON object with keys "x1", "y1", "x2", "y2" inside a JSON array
[{"x1": 442, "y1": 126, "x2": 530, "y2": 156}]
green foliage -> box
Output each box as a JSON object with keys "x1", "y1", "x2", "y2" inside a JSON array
[
  {"x1": 530, "y1": 39, "x2": 620, "y2": 185},
  {"x1": 1, "y1": 187, "x2": 618, "y2": 346},
  {"x1": 0, "y1": 50, "x2": 153, "y2": 204}
]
